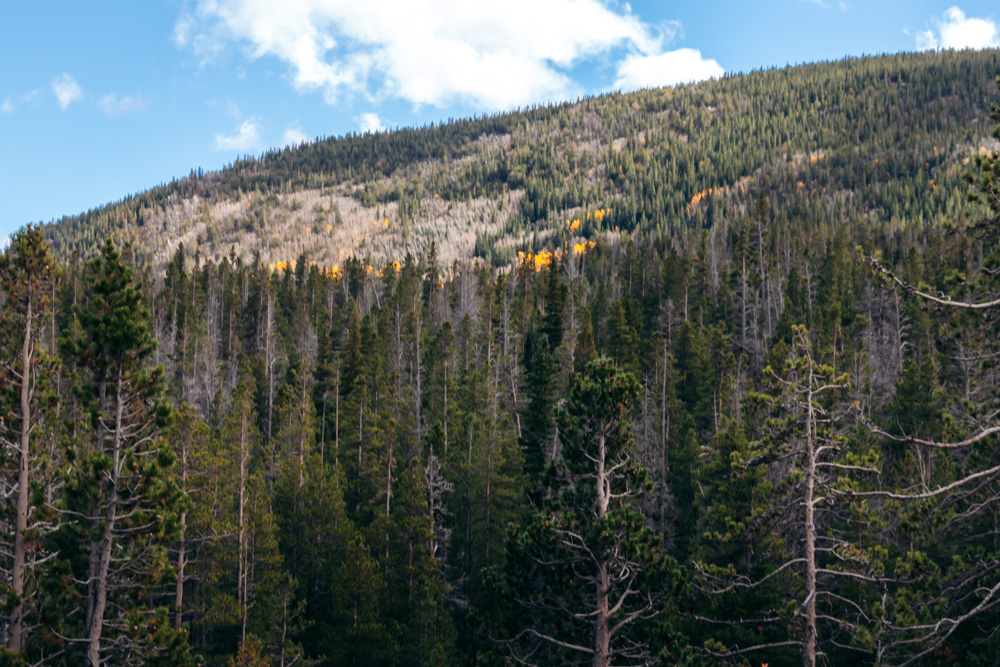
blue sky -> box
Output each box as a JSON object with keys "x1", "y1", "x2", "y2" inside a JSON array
[{"x1": 2, "y1": 1, "x2": 999, "y2": 241}]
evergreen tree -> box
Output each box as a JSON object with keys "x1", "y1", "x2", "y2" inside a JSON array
[
  {"x1": 518, "y1": 330, "x2": 558, "y2": 500},
  {"x1": 60, "y1": 239, "x2": 189, "y2": 665},
  {"x1": 0, "y1": 227, "x2": 58, "y2": 657},
  {"x1": 489, "y1": 358, "x2": 679, "y2": 667}
]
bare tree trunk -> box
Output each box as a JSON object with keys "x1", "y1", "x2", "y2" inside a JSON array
[
  {"x1": 175, "y1": 438, "x2": 189, "y2": 631},
  {"x1": 594, "y1": 561, "x2": 611, "y2": 667},
  {"x1": 265, "y1": 292, "x2": 275, "y2": 474},
  {"x1": 238, "y1": 412, "x2": 249, "y2": 644},
  {"x1": 175, "y1": 511, "x2": 187, "y2": 631},
  {"x1": 299, "y1": 380, "x2": 307, "y2": 487},
  {"x1": 87, "y1": 369, "x2": 125, "y2": 666},
  {"x1": 415, "y1": 306, "x2": 423, "y2": 442},
  {"x1": 802, "y1": 363, "x2": 818, "y2": 667},
  {"x1": 9, "y1": 296, "x2": 32, "y2": 652},
  {"x1": 320, "y1": 393, "x2": 328, "y2": 467},
  {"x1": 334, "y1": 368, "x2": 340, "y2": 468},
  {"x1": 85, "y1": 370, "x2": 108, "y2": 641},
  {"x1": 279, "y1": 597, "x2": 288, "y2": 667},
  {"x1": 443, "y1": 364, "x2": 448, "y2": 456},
  {"x1": 660, "y1": 337, "x2": 670, "y2": 535},
  {"x1": 740, "y1": 254, "x2": 748, "y2": 352},
  {"x1": 594, "y1": 432, "x2": 611, "y2": 667}
]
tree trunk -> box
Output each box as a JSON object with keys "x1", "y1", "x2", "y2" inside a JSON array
[
  {"x1": 802, "y1": 366, "x2": 818, "y2": 667},
  {"x1": 660, "y1": 338, "x2": 670, "y2": 535},
  {"x1": 87, "y1": 369, "x2": 124, "y2": 666},
  {"x1": 443, "y1": 364, "x2": 448, "y2": 456},
  {"x1": 594, "y1": 563, "x2": 611, "y2": 667},
  {"x1": 335, "y1": 369, "x2": 340, "y2": 468},
  {"x1": 175, "y1": 439, "x2": 188, "y2": 631},
  {"x1": 299, "y1": 379, "x2": 307, "y2": 487},
  {"x1": 238, "y1": 411, "x2": 249, "y2": 643},
  {"x1": 593, "y1": 433, "x2": 611, "y2": 667},
  {"x1": 85, "y1": 369, "x2": 109, "y2": 637},
  {"x1": 9, "y1": 296, "x2": 32, "y2": 652},
  {"x1": 175, "y1": 511, "x2": 187, "y2": 631}
]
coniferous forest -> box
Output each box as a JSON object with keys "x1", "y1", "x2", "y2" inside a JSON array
[{"x1": 2, "y1": 51, "x2": 1000, "y2": 666}]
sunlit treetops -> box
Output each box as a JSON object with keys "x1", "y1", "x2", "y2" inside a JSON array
[
  {"x1": 573, "y1": 240, "x2": 597, "y2": 256},
  {"x1": 265, "y1": 256, "x2": 404, "y2": 280},
  {"x1": 685, "y1": 188, "x2": 715, "y2": 216},
  {"x1": 517, "y1": 240, "x2": 597, "y2": 271},
  {"x1": 565, "y1": 207, "x2": 611, "y2": 231}
]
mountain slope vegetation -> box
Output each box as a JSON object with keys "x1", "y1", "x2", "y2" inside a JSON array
[
  {"x1": 43, "y1": 49, "x2": 1000, "y2": 270},
  {"x1": 0, "y1": 49, "x2": 998, "y2": 666}
]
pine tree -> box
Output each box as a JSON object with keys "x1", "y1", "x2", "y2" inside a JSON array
[
  {"x1": 518, "y1": 329, "x2": 558, "y2": 500},
  {"x1": 696, "y1": 326, "x2": 883, "y2": 666},
  {"x1": 489, "y1": 358, "x2": 678, "y2": 667},
  {"x1": 0, "y1": 227, "x2": 58, "y2": 656},
  {"x1": 59, "y1": 239, "x2": 188, "y2": 665}
]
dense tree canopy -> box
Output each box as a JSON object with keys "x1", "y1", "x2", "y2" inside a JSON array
[{"x1": 1, "y1": 52, "x2": 1000, "y2": 667}]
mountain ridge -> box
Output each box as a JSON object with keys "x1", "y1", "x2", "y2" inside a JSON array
[{"x1": 41, "y1": 48, "x2": 1000, "y2": 270}]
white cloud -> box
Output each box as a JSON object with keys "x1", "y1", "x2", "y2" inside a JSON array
[
  {"x1": 173, "y1": 12, "x2": 194, "y2": 46},
  {"x1": 213, "y1": 118, "x2": 262, "y2": 151},
  {"x1": 1, "y1": 97, "x2": 13, "y2": 114},
  {"x1": 51, "y1": 73, "x2": 83, "y2": 110},
  {"x1": 358, "y1": 112, "x2": 383, "y2": 133},
  {"x1": 799, "y1": 0, "x2": 849, "y2": 9},
  {"x1": 0, "y1": 235, "x2": 10, "y2": 252},
  {"x1": 613, "y1": 48, "x2": 724, "y2": 91},
  {"x1": 98, "y1": 93, "x2": 147, "y2": 118},
  {"x1": 283, "y1": 126, "x2": 309, "y2": 146},
  {"x1": 174, "y1": 0, "x2": 698, "y2": 109},
  {"x1": 916, "y1": 7, "x2": 999, "y2": 51}
]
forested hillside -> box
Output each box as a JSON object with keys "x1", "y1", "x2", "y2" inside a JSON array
[
  {"x1": 41, "y1": 50, "x2": 1000, "y2": 272},
  {"x1": 1, "y1": 51, "x2": 999, "y2": 666}
]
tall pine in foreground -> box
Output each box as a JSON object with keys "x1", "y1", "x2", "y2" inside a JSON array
[
  {"x1": 0, "y1": 227, "x2": 58, "y2": 658},
  {"x1": 59, "y1": 240, "x2": 190, "y2": 666}
]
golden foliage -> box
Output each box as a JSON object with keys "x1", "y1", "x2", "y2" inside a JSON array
[
  {"x1": 566, "y1": 208, "x2": 609, "y2": 231},
  {"x1": 685, "y1": 188, "x2": 714, "y2": 216}
]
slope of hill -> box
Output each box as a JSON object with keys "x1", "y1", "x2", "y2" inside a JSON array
[{"x1": 43, "y1": 49, "x2": 1000, "y2": 269}]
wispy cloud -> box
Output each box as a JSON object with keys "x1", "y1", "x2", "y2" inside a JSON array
[
  {"x1": 358, "y1": 112, "x2": 383, "y2": 134},
  {"x1": 98, "y1": 93, "x2": 147, "y2": 118},
  {"x1": 798, "y1": 0, "x2": 849, "y2": 10},
  {"x1": 51, "y1": 73, "x2": 83, "y2": 110},
  {"x1": 1, "y1": 97, "x2": 13, "y2": 114},
  {"x1": 613, "y1": 49, "x2": 724, "y2": 92},
  {"x1": 213, "y1": 118, "x2": 262, "y2": 151},
  {"x1": 173, "y1": 0, "x2": 717, "y2": 110},
  {"x1": 282, "y1": 126, "x2": 308, "y2": 146},
  {"x1": 916, "y1": 6, "x2": 999, "y2": 51}
]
